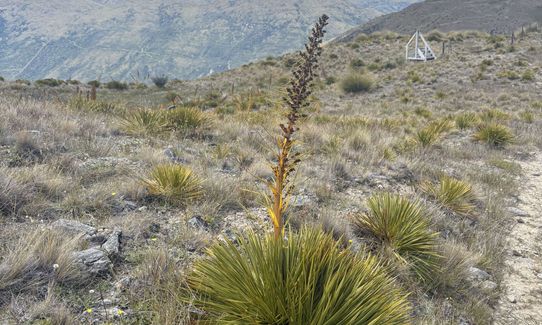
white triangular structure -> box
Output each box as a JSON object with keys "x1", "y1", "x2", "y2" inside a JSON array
[{"x1": 405, "y1": 31, "x2": 436, "y2": 61}]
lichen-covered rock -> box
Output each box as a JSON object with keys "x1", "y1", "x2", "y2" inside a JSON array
[
  {"x1": 73, "y1": 248, "x2": 111, "y2": 275},
  {"x1": 52, "y1": 219, "x2": 96, "y2": 237}
]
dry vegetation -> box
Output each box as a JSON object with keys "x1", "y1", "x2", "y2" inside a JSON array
[{"x1": 0, "y1": 24, "x2": 541, "y2": 324}]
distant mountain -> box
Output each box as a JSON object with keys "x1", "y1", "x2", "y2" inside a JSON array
[
  {"x1": 336, "y1": 0, "x2": 542, "y2": 42},
  {"x1": 0, "y1": 0, "x2": 419, "y2": 81}
]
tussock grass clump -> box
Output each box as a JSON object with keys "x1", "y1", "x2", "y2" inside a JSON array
[
  {"x1": 354, "y1": 193, "x2": 440, "y2": 282},
  {"x1": 0, "y1": 171, "x2": 32, "y2": 217},
  {"x1": 340, "y1": 74, "x2": 374, "y2": 93},
  {"x1": 163, "y1": 107, "x2": 211, "y2": 132},
  {"x1": 141, "y1": 164, "x2": 203, "y2": 206},
  {"x1": 473, "y1": 123, "x2": 514, "y2": 147},
  {"x1": 421, "y1": 176, "x2": 476, "y2": 217},
  {"x1": 455, "y1": 112, "x2": 480, "y2": 130},
  {"x1": 188, "y1": 227, "x2": 411, "y2": 324},
  {"x1": 119, "y1": 109, "x2": 166, "y2": 136},
  {"x1": 68, "y1": 97, "x2": 119, "y2": 114},
  {"x1": 0, "y1": 230, "x2": 82, "y2": 306},
  {"x1": 414, "y1": 119, "x2": 453, "y2": 147}
]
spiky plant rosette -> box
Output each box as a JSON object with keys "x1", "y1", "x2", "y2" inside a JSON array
[
  {"x1": 187, "y1": 227, "x2": 412, "y2": 324},
  {"x1": 354, "y1": 193, "x2": 440, "y2": 283}
]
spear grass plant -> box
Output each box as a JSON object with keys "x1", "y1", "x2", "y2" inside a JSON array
[
  {"x1": 354, "y1": 193, "x2": 440, "y2": 283},
  {"x1": 140, "y1": 164, "x2": 203, "y2": 206},
  {"x1": 188, "y1": 227, "x2": 411, "y2": 324},
  {"x1": 265, "y1": 14, "x2": 328, "y2": 239},
  {"x1": 420, "y1": 176, "x2": 476, "y2": 218},
  {"x1": 473, "y1": 123, "x2": 514, "y2": 148}
]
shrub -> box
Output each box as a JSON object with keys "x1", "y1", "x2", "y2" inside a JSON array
[
  {"x1": 35, "y1": 78, "x2": 63, "y2": 87},
  {"x1": 105, "y1": 80, "x2": 128, "y2": 90},
  {"x1": 283, "y1": 57, "x2": 297, "y2": 68},
  {"x1": 426, "y1": 30, "x2": 445, "y2": 42},
  {"x1": 522, "y1": 69, "x2": 535, "y2": 81},
  {"x1": 354, "y1": 193, "x2": 440, "y2": 282},
  {"x1": 407, "y1": 70, "x2": 421, "y2": 83},
  {"x1": 163, "y1": 107, "x2": 211, "y2": 131},
  {"x1": 350, "y1": 58, "x2": 365, "y2": 69},
  {"x1": 188, "y1": 227, "x2": 411, "y2": 324},
  {"x1": 0, "y1": 76, "x2": 4, "y2": 82},
  {"x1": 421, "y1": 176, "x2": 476, "y2": 217},
  {"x1": 325, "y1": 76, "x2": 336, "y2": 85},
  {"x1": 455, "y1": 112, "x2": 480, "y2": 130},
  {"x1": 87, "y1": 80, "x2": 101, "y2": 88},
  {"x1": 497, "y1": 70, "x2": 520, "y2": 80},
  {"x1": 141, "y1": 164, "x2": 203, "y2": 206},
  {"x1": 340, "y1": 74, "x2": 374, "y2": 93},
  {"x1": 151, "y1": 75, "x2": 169, "y2": 88},
  {"x1": 473, "y1": 124, "x2": 514, "y2": 147},
  {"x1": 119, "y1": 109, "x2": 166, "y2": 136}
]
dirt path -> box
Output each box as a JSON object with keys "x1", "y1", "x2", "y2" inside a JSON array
[{"x1": 494, "y1": 154, "x2": 542, "y2": 324}]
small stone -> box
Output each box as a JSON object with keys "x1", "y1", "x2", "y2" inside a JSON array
[
  {"x1": 137, "y1": 206, "x2": 147, "y2": 212},
  {"x1": 508, "y1": 295, "x2": 517, "y2": 303},
  {"x1": 467, "y1": 267, "x2": 490, "y2": 282},
  {"x1": 507, "y1": 207, "x2": 530, "y2": 217},
  {"x1": 512, "y1": 250, "x2": 523, "y2": 257},
  {"x1": 480, "y1": 280, "x2": 497, "y2": 291},
  {"x1": 102, "y1": 229, "x2": 121, "y2": 256},
  {"x1": 536, "y1": 273, "x2": 542, "y2": 280},
  {"x1": 188, "y1": 215, "x2": 208, "y2": 230},
  {"x1": 517, "y1": 218, "x2": 525, "y2": 224}
]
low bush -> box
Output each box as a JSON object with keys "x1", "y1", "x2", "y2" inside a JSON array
[
  {"x1": 141, "y1": 164, "x2": 203, "y2": 206},
  {"x1": 35, "y1": 78, "x2": 63, "y2": 87},
  {"x1": 87, "y1": 80, "x2": 101, "y2": 88},
  {"x1": 354, "y1": 193, "x2": 440, "y2": 283},
  {"x1": 151, "y1": 75, "x2": 169, "y2": 88},
  {"x1": 350, "y1": 58, "x2": 365, "y2": 69},
  {"x1": 340, "y1": 74, "x2": 374, "y2": 93},
  {"x1": 188, "y1": 227, "x2": 411, "y2": 324},
  {"x1": 105, "y1": 80, "x2": 128, "y2": 90}
]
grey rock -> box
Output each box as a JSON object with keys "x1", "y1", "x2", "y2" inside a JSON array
[
  {"x1": 508, "y1": 295, "x2": 517, "y2": 303},
  {"x1": 188, "y1": 215, "x2": 208, "y2": 230},
  {"x1": 102, "y1": 229, "x2": 121, "y2": 256},
  {"x1": 479, "y1": 280, "x2": 497, "y2": 291},
  {"x1": 507, "y1": 207, "x2": 530, "y2": 217},
  {"x1": 467, "y1": 266, "x2": 491, "y2": 282},
  {"x1": 137, "y1": 206, "x2": 148, "y2": 212},
  {"x1": 73, "y1": 248, "x2": 111, "y2": 275},
  {"x1": 52, "y1": 219, "x2": 96, "y2": 236}
]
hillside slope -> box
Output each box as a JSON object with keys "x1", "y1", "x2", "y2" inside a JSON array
[
  {"x1": 336, "y1": 0, "x2": 542, "y2": 41},
  {"x1": 0, "y1": 0, "x2": 418, "y2": 81}
]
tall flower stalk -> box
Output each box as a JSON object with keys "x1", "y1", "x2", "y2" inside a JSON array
[{"x1": 266, "y1": 14, "x2": 328, "y2": 239}]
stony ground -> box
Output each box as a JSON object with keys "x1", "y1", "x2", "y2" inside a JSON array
[{"x1": 495, "y1": 153, "x2": 542, "y2": 324}]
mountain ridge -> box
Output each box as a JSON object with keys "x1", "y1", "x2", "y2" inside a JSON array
[{"x1": 0, "y1": 0, "x2": 419, "y2": 81}]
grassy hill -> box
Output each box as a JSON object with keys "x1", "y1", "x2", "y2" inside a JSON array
[{"x1": 0, "y1": 25, "x2": 541, "y2": 323}]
